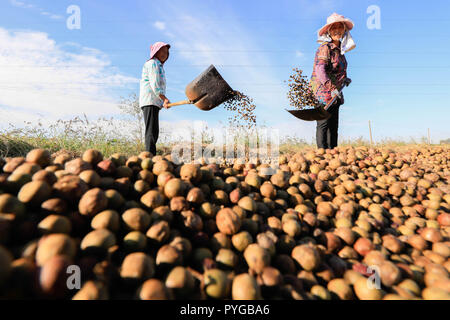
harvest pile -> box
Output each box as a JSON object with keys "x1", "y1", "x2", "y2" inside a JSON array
[
  {"x1": 223, "y1": 91, "x2": 257, "y2": 129},
  {"x1": 287, "y1": 68, "x2": 321, "y2": 110},
  {"x1": 0, "y1": 146, "x2": 449, "y2": 300}
]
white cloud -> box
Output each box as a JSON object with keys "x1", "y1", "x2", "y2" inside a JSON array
[
  {"x1": 10, "y1": 0, "x2": 34, "y2": 9},
  {"x1": 0, "y1": 27, "x2": 138, "y2": 128},
  {"x1": 49, "y1": 14, "x2": 63, "y2": 20},
  {"x1": 153, "y1": 21, "x2": 166, "y2": 31},
  {"x1": 156, "y1": 11, "x2": 286, "y2": 111},
  {"x1": 295, "y1": 50, "x2": 304, "y2": 58},
  {"x1": 9, "y1": 0, "x2": 63, "y2": 20}
]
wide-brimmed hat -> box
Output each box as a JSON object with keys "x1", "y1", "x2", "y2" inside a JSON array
[
  {"x1": 150, "y1": 41, "x2": 171, "y2": 59},
  {"x1": 318, "y1": 13, "x2": 354, "y2": 37}
]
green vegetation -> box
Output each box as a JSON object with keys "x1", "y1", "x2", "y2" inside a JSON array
[
  {"x1": 1, "y1": 116, "x2": 445, "y2": 159},
  {"x1": 0, "y1": 116, "x2": 144, "y2": 158}
]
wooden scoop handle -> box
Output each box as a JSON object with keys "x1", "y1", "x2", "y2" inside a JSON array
[
  {"x1": 323, "y1": 96, "x2": 338, "y2": 111},
  {"x1": 167, "y1": 100, "x2": 193, "y2": 107}
]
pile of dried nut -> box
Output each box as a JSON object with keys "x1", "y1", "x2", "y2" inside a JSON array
[{"x1": 0, "y1": 146, "x2": 449, "y2": 300}]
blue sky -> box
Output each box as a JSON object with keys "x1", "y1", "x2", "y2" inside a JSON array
[{"x1": 0, "y1": 0, "x2": 449, "y2": 143}]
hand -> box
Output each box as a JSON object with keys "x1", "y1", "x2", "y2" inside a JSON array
[
  {"x1": 331, "y1": 89, "x2": 341, "y2": 100},
  {"x1": 163, "y1": 99, "x2": 170, "y2": 109},
  {"x1": 344, "y1": 78, "x2": 352, "y2": 87}
]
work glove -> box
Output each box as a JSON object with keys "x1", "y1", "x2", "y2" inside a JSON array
[
  {"x1": 343, "y1": 78, "x2": 352, "y2": 87},
  {"x1": 331, "y1": 89, "x2": 342, "y2": 100}
]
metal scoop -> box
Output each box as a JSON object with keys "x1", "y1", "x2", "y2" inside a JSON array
[
  {"x1": 167, "y1": 65, "x2": 235, "y2": 110},
  {"x1": 286, "y1": 86, "x2": 345, "y2": 121}
]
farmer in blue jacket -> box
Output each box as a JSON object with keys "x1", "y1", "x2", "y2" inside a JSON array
[{"x1": 139, "y1": 42, "x2": 171, "y2": 156}]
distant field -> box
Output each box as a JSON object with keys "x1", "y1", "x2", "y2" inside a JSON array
[{"x1": 1, "y1": 116, "x2": 448, "y2": 159}]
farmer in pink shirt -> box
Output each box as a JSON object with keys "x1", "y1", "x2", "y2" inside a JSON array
[
  {"x1": 139, "y1": 42, "x2": 171, "y2": 155},
  {"x1": 310, "y1": 13, "x2": 355, "y2": 149}
]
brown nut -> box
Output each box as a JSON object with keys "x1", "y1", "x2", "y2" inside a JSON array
[
  {"x1": 80, "y1": 229, "x2": 116, "y2": 251},
  {"x1": 38, "y1": 215, "x2": 71, "y2": 235},
  {"x1": 120, "y1": 252, "x2": 155, "y2": 281},
  {"x1": 36, "y1": 234, "x2": 76, "y2": 266},
  {"x1": 244, "y1": 244, "x2": 271, "y2": 274},
  {"x1": 146, "y1": 220, "x2": 170, "y2": 243},
  {"x1": 138, "y1": 279, "x2": 172, "y2": 300},
  {"x1": 165, "y1": 266, "x2": 195, "y2": 297},
  {"x1": 353, "y1": 277, "x2": 384, "y2": 300},
  {"x1": 72, "y1": 281, "x2": 109, "y2": 300},
  {"x1": 327, "y1": 278, "x2": 354, "y2": 300},
  {"x1": 78, "y1": 188, "x2": 108, "y2": 217},
  {"x1": 216, "y1": 207, "x2": 241, "y2": 235},
  {"x1": 91, "y1": 210, "x2": 120, "y2": 232},
  {"x1": 122, "y1": 208, "x2": 151, "y2": 232},
  {"x1": 18, "y1": 181, "x2": 52, "y2": 207},
  {"x1": 232, "y1": 273, "x2": 262, "y2": 300},
  {"x1": 291, "y1": 244, "x2": 321, "y2": 271}
]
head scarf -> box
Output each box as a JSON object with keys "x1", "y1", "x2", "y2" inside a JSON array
[{"x1": 317, "y1": 25, "x2": 356, "y2": 55}]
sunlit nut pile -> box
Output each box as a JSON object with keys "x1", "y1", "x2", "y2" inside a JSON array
[
  {"x1": 287, "y1": 68, "x2": 321, "y2": 109},
  {"x1": 223, "y1": 91, "x2": 257, "y2": 129},
  {"x1": 0, "y1": 146, "x2": 449, "y2": 300}
]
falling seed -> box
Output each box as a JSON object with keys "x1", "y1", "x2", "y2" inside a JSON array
[
  {"x1": 223, "y1": 91, "x2": 257, "y2": 129},
  {"x1": 286, "y1": 68, "x2": 321, "y2": 110}
]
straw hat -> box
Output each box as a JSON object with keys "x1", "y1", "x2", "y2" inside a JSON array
[
  {"x1": 150, "y1": 41, "x2": 171, "y2": 59},
  {"x1": 318, "y1": 13, "x2": 354, "y2": 37}
]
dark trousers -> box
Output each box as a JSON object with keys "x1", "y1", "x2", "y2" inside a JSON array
[
  {"x1": 142, "y1": 105, "x2": 160, "y2": 155},
  {"x1": 316, "y1": 102, "x2": 341, "y2": 149}
]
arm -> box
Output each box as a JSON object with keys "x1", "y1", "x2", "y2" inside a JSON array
[
  {"x1": 315, "y1": 60, "x2": 336, "y2": 91},
  {"x1": 315, "y1": 59, "x2": 341, "y2": 102},
  {"x1": 315, "y1": 45, "x2": 338, "y2": 93},
  {"x1": 149, "y1": 61, "x2": 170, "y2": 108}
]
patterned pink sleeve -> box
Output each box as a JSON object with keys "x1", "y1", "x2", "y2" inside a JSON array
[
  {"x1": 317, "y1": 44, "x2": 330, "y2": 61},
  {"x1": 315, "y1": 44, "x2": 333, "y2": 86},
  {"x1": 315, "y1": 62, "x2": 330, "y2": 85}
]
